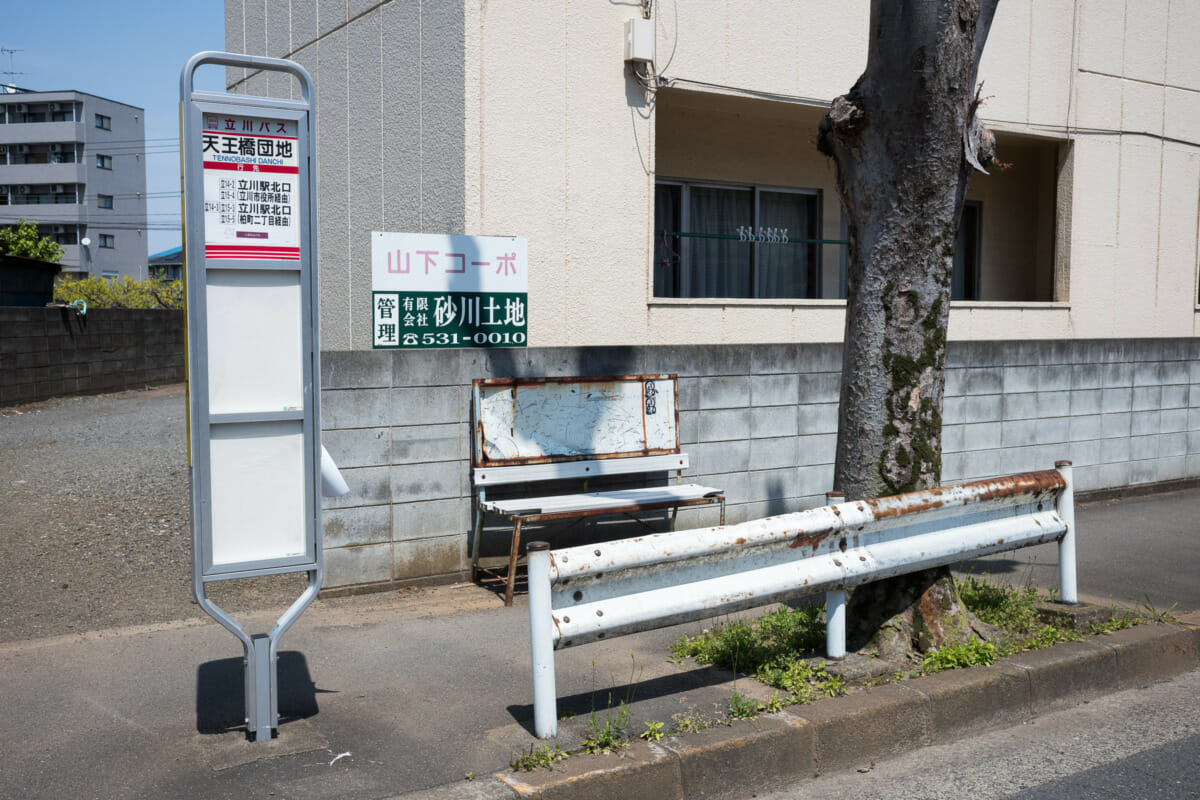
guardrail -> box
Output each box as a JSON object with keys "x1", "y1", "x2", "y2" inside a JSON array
[{"x1": 526, "y1": 462, "x2": 1077, "y2": 738}]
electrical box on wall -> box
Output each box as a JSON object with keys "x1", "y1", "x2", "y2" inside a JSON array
[{"x1": 624, "y1": 18, "x2": 655, "y2": 64}]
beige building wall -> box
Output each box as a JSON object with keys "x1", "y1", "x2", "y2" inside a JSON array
[{"x1": 463, "y1": 0, "x2": 1200, "y2": 348}]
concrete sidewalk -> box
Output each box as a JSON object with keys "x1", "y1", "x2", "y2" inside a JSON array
[{"x1": 2, "y1": 489, "x2": 1198, "y2": 800}]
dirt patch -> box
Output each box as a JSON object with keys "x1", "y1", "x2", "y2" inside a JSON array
[{"x1": 0, "y1": 384, "x2": 316, "y2": 642}]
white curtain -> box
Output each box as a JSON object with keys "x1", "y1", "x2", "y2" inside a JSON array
[
  {"x1": 687, "y1": 186, "x2": 752, "y2": 297},
  {"x1": 757, "y1": 191, "x2": 814, "y2": 298}
]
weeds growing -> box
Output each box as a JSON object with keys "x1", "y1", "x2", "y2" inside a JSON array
[
  {"x1": 509, "y1": 743, "x2": 568, "y2": 772},
  {"x1": 671, "y1": 604, "x2": 845, "y2": 701},
  {"x1": 639, "y1": 720, "x2": 666, "y2": 742},
  {"x1": 920, "y1": 636, "x2": 997, "y2": 674},
  {"x1": 581, "y1": 704, "x2": 631, "y2": 754},
  {"x1": 671, "y1": 572, "x2": 1171, "y2": 702},
  {"x1": 727, "y1": 691, "x2": 762, "y2": 720}
]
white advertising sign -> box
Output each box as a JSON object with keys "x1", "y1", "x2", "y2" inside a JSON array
[
  {"x1": 371, "y1": 232, "x2": 528, "y2": 349},
  {"x1": 371, "y1": 232, "x2": 527, "y2": 292}
]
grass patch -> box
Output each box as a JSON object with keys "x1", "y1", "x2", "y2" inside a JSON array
[
  {"x1": 671, "y1": 604, "x2": 845, "y2": 701},
  {"x1": 956, "y1": 574, "x2": 1086, "y2": 657},
  {"x1": 510, "y1": 743, "x2": 568, "y2": 772},
  {"x1": 670, "y1": 708, "x2": 721, "y2": 734},
  {"x1": 921, "y1": 636, "x2": 996, "y2": 673},
  {"x1": 958, "y1": 575, "x2": 1043, "y2": 632},
  {"x1": 581, "y1": 704, "x2": 632, "y2": 754},
  {"x1": 727, "y1": 690, "x2": 762, "y2": 720},
  {"x1": 639, "y1": 720, "x2": 666, "y2": 741},
  {"x1": 670, "y1": 574, "x2": 1172, "y2": 697}
]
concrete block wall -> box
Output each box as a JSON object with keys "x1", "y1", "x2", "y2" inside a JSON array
[
  {"x1": 0, "y1": 307, "x2": 185, "y2": 405},
  {"x1": 319, "y1": 338, "x2": 1200, "y2": 590},
  {"x1": 942, "y1": 339, "x2": 1200, "y2": 490}
]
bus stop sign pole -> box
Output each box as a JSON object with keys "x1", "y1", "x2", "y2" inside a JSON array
[{"x1": 180, "y1": 51, "x2": 341, "y2": 742}]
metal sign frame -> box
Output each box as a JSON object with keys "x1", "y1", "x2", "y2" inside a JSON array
[{"x1": 181, "y1": 51, "x2": 322, "y2": 742}]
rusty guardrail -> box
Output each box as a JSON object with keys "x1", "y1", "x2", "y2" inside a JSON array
[{"x1": 526, "y1": 462, "x2": 1077, "y2": 738}]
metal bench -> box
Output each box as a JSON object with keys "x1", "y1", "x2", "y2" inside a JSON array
[{"x1": 470, "y1": 374, "x2": 725, "y2": 605}]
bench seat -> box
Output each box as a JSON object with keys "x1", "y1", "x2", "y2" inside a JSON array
[{"x1": 482, "y1": 484, "x2": 725, "y2": 518}]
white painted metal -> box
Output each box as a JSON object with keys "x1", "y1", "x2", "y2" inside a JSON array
[
  {"x1": 473, "y1": 453, "x2": 688, "y2": 486},
  {"x1": 320, "y1": 445, "x2": 350, "y2": 497},
  {"x1": 1056, "y1": 461, "x2": 1077, "y2": 604},
  {"x1": 551, "y1": 508, "x2": 1066, "y2": 647},
  {"x1": 483, "y1": 484, "x2": 721, "y2": 516},
  {"x1": 824, "y1": 491, "x2": 847, "y2": 660},
  {"x1": 551, "y1": 488, "x2": 1057, "y2": 587},
  {"x1": 825, "y1": 590, "x2": 846, "y2": 660},
  {"x1": 528, "y1": 544, "x2": 558, "y2": 739},
  {"x1": 528, "y1": 468, "x2": 1074, "y2": 736}
]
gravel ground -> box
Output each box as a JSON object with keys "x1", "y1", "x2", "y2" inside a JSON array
[{"x1": 0, "y1": 384, "x2": 307, "y2": 642}]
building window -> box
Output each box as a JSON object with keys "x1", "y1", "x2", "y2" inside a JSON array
[
  {"x1": 655, "y1": 180, "x2": 821, "y2": 298},
  {"x1": 97, "y1": 194, "x2": 114, "y2": 209},
  {"x1": 96, "y1": 154, "x2": 112, "y2": 170},
  {"x1": 150, "y1": 264, "x2": 183, "y2": 281},
  {"x1": 98, "y1": 233, "x2": 114, "y2": 248},
  {"x1": 50, "y1": 144, "x2": 77, "y2": 164},
  {"x1": 952, "y1": 202, "x2": 982, "y2": 301},
  {"x1": 95, "y1": 113, "x2": 111, "y2": 130},
  {"x1": 52, "y1": 228, "x2": 78, "y2": 245}
]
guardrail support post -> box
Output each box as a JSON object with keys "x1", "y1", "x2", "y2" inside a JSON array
[
  {"x1": 1055, "y1": 461, "x2": 1077, "y2": 604},
  {"x1": 824, "y1": 491, "x2": 847, "y2": 660},
  {"x1": 527, "y1": 541, "x2": 557, "y2": 739},
  {"x1": 826, "y1": 589, "x2": 846, "y2": 660}
]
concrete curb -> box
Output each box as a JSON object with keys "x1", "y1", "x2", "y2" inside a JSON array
[{"x1": 388, "y1": 619, "x2": 1200, "y2": 800}]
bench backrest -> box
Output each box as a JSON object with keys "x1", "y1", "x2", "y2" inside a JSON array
[{"x1": 471, "y1": 375, "x2": 679, "y2": 471}]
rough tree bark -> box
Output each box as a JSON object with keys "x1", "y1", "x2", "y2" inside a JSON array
[{"x1": 818, "y1": 0, "x2": 1000, "y2": 662}]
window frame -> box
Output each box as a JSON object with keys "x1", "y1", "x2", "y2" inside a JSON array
[
  {"x1": 98, "y1": 233, "x2": 115, "y2": 249},
  {"x1": 95, "y1": 154, "x2": 112, "y2": 170},
  {"x1": 655, "y1": 177, "x2": 822, "y2": 300},
  {"x1": 94, "y1": 113, "x2": 111, "y2": 130},
  {"x1": 97, "y1": 194, "x2": 114, "y2": 209}
]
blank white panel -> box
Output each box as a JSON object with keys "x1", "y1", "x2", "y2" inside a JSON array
[
  {"x1": 209, "y1": 422, "x2": 308, "y2": 566},
  {"x1": 207, "y1": 270, "x2": 304, "y2": 415}
]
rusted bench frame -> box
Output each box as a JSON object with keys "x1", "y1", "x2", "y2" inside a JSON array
[{"x1": 470, "y1": 375, "x2": 725, "y2": 605}]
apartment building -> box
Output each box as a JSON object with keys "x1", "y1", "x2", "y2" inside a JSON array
[
  {"x1": 225, "y1": 1, "x2": 1200, "y2": 591},
  {"x1": 0, "y1": 89, "x2": 147, "y2": 278}
]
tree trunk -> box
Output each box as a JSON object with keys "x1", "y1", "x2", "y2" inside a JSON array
[{"x1": 818, "y1": 0, "x2": 999, "y2": 662}]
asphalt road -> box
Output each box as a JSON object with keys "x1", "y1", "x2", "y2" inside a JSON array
[
  {"x1": 954, "y1": 488, "x2": 1200, "y2": 614},
  {"x1": 745, "y1": 666, "x2": 1200, "y2": 800}
]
